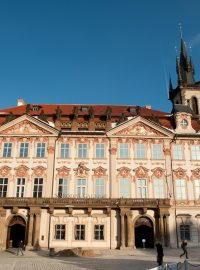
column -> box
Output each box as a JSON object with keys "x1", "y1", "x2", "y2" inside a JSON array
[
  {"x1": 127, "y1": 212, "x2": 133, "y2": 248},
  {"x1": 154, "y1": 210, "x2": 160, "y2": 242},
  {"x1": 160, "y1": 214, "x2": 164, "y2": 245},
  {"x1": 164, "y1": 215, "x2": 170, "y2": 247},
  {"x1": 33, "y1": 211, "x2": 41, "y2": 249},
  {"x1": 27, "y1": 213, "x2": 34, "y2": 247},
  {"x1": 120, "y1": 213, "x2": 125, "y2": 248},
  {"x1": 0, "y1": 208, "x2": 7, "y2": 250}
]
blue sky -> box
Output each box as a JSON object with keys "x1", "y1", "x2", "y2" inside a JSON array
[{"x1": 0, "y1": 0, "x2": 200, "y2": 112}]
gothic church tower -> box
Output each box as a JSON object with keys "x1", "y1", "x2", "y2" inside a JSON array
[{"x1": 169, "y1": 36, "x2": 200, "y2": 115}]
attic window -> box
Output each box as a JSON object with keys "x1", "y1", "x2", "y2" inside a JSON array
[
  {"x1": 180, "y1": 119, "x2": 188, "y2": 127},
  {"x1": 32, "y1": 106, "x2": 40, "y2": 111},
  {"x1": 129, "y1": 107, "x2": 136, "y2": 113},
  {"x1": 81, "y1": 106, "x2": 88, "y2": 112}
]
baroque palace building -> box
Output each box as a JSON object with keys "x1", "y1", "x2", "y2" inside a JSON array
[{"x1": 0, "y1": 37, "x2": 200, "y2": 251}]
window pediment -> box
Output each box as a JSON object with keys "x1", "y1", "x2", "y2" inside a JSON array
[
  {"x1": 92, "y1": 166, "x2": 107, "y2": 177},
  {"x1": 74, "y1": 162, "x2": 89, "y2": 177}
]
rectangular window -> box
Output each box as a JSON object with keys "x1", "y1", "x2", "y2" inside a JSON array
[
  {"x1": 119, "y1": 143, "x2": 129, "y2": 158},
  {"x1": 58, "y1": 178, "x2": 68, "y2": 197},
  {"x1": 94, "y1": 225, "x2": 104, "y2": 240},
  {"x1": 95, "y1": 178, "x2": 105, "y2": 197},
  {"x1": 20, "y1": 143, "x2": 29, "y2": 158},
  {"x1": 136, "y1": 144, "x2": 146, "y2": 159},
  {"x1": 154, "y1": 179, "x2": 165, "y2": 198},
  {"x1": 75, "y1": 224, "x2": 85, "y2": 240},
  {"x1": 137, "y1": 179, "x2": 147, "y2": 198},
  {"x1": 176, "y1": 179, "x2": 186, "y2": 200},
  {"x1": 36, "y1": 143, "x2": 45, "y2": 158},
  {"x1": 180, "y1": 225, "x2": 190, "y2": 241},
  {"x1": 173, "y1": 145, "x2": 183, "y2": 160},
  {"x1": 3, "y1": 143, "x2": 12, "y2": 158},
  {"x1": 0, "y1": 178, "x2": 8, "y2": 197},
  {"x1": 191, "y1": 145, "x2": 200, "y2": 160},
  {"x1": 119, "y1": 178, "x2": 130, "y2": 198},
  {"x1": 33, "y1": 178, "x2": 43, "y2": 198},
  {"x1": 152, "y1": 144, "x2": 162, "y2": 159},
  {"x1": 60, "y1": 143, "x2": 70, "y2": 159},
  {"x1": 16, "y1": 178, "x2": 25, "y2": 197},
  {"x1": 95, "y1": 144, "x2": 105, "y2": 158},
  {"x1": 55, "y1": 224, "x2": 65, "y2": 240},
  {"x1": 194, "y1": 179, "x2": 200, "y2": 200},
  {"x1": 78, "y1": 143, "x2": 87, "y2": 158},
  {"x1": 77, "y1": 179, "x2": 86, "y2": 197}
]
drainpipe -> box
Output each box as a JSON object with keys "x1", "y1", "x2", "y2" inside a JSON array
[
  {"x1": 48, "y1": 131, "x2": 61, "y2": 250},
  {"x1": 107, "y1": 134, "x2": 112, "y2": 249}
]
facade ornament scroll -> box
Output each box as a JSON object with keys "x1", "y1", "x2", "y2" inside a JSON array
[
  {"x1": 56, "y1": 166, "x2": 71, "y2": 179},
  {"x1": 0, "y1": 166, "x2": 12, "y2": 179},
  {"x1": 151, "y1": 167, "x2": 165, "y2": 180},
  {"x1": 191, "y1": 168, "x2": 200, "y2": 180},
  {"x1": 92, "y1": 166, "x2": 107, "y2": 177},
  {"x1": 47, "y1": 146, "x2": 55, "y2": 154},
  {"x1": 117, "y1": 167, "x2": 131, "y2": 178},
  {"x1": 134, "y1": 166, "x2": 149, "y2": 179},
  {"x1": 31, "y1": 166, "x2": 46, "y2": 180},
  {"x1": 74, "y1": 162, "x2": 89, "y2": 177},
  {"x1": 173, "y1": 167, "x2": 188, "y2": 180},
  {"x1": 163, "y1": 147, "x2": 171, "y2": 156},
  {"x1": 14, "y1": 165, "x2": 29, "y2": 178}
]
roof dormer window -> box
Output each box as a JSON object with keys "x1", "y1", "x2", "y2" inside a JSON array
[
  {"x1": 180, "y1": 119, "x2": 188, "y2": 127},
  {"x1": 32, "y1": 106, "x2": 40, "y2": 111},
  {"x1": 81, "y1": 106, "x2": 88, "y2": 112}
]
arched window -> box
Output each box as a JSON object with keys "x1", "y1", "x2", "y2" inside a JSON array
[{"x1": 191, "y1": 96, "x2": 198, "y2": 114}]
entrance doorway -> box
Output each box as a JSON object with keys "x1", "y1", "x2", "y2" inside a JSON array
[
  {"x1": 135, "y1": 216, "x2": 154, "y2": 248},
  {"x1": 7, "y1": 216, "x2": 26, "y2": 248}
]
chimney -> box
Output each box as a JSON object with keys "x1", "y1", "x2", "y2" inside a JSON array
[
  {"x1": 17, "y1": 99, "x2": 26, "y2": 106},
  {"x1": 145, "y1": 105, "x2": 152, "y2": 109}
]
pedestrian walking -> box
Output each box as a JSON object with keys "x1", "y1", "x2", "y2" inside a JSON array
[
  {"x1": 180, "y1": 240, "x2": 188, "y2": 259},
  {"x1": 16, "y1": 240, "x2": 24, "y2": 256},
  {"x1": 156, "y1": 242, "x2": 164, "y2": 266}
]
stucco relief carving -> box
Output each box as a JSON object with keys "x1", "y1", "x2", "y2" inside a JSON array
[
  {"x1": 110, "y1": 147, "x2": 117, "y2": 155},
  {"x1": 134, "y1": 166, "x2": 149, "y2": 178},
  {"x1": 173, "y1": 167, "x2": 188, "y2": 180},
  {"x1": 0, "y1": 166, "x2": 12, "y2": 177},
  {"x1": 56, "y1": 166, "x2": 71, "y2": 178},
  {"x1": 74, "y1": 162, "x2": 89, "y2": 177},
  {"x1": 117, "y1": 167, "x2": 131, "y2": 177},
  {"x1": 113, "y1": 122, "x2": 164, "y2": 136},
  {"x1": 47, "y1": 146, "x2": 55, "y2": 154},
  {"x1": 92, "y1": 166, "x2": 107, "y2": 177},
  {"x1": 32, "y1": 166, "x2": 46, "y2": 178},
  {"x1": 151, "y1": 167, "x2": 165, "y2": 179},
  {"x1": 191, "y1": 168, "x2": 200, "y2": 180},
  {"x1": 3, "y1": 120, "x2": 50, "y2": 135},
  {"x1": 14, "y1": 165, "x2": 29, "y2": 178},
  {"x1": 163, "y1": 148, "x2": 171, "y2": 156}
]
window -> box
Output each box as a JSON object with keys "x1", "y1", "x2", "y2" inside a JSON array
[
  {"x1": 16, "y1": 178, "x2": 25, "y2": 197},
  {"x1": 137, "y1": 179, "x2": 147, "y2": 198},
  {"x1": 154, "y1": 179, "x2": 165, "y2": 198},
  {"x1": 36, "y1": 143, "x2": 45, "y2": 158},
  {"x1": 20, "y1": 143, "x2": 29, "y2": 158},
  {"x1": 95, "y1": 178, "x2": 105, "y2": 197},
  {"x1": 173, "y1": 145, "x2": 183, "y2": 160},
  {"x1": 60, "y1": 143, "x2": 70, "y2": 158},
  {"x1": 0, "y1": 178, "x2": 8, "y2": 197},
  {"x1": 95, "y1": 144, "x2": 105, "y2": 158},
  {"x1": 75, "y1": 224, "x2": 85, "y2": 240},
  {"x1": 176, "y1": 179, "x2": 186, "y2": 200},
  {"x1": 77, "y1": 179, "x2": 86, "y2": 197},
  {"x1": 55, "y1": 225, "x2": 65, "y2": 240},
  {"x1": 136, "y1": 144, "x2": 146, "y2": 159},
  {"x1": 58, "y1": 178, "x2": 68, "y2": 197},
  {"x1": 152, "y1": 144, "x2": 162, "y2": 159},
  {"x1": 191, "y1": 145, "x2": 200, "y2": 160},
  {"x1": 180, "y1": 225, "x2": 190, "y2": 241},
  {"x1": 180, "y1": 119, "x2": 188, "y2": 127},
  {"x1": 3, "y1": 143, "x2": 12, "y2": 158},
  {"x1": 119, "y1": 143, "x2": 129, "y2": 158},
  {"x1": 94, "y1": 225, "x2": 104, "y2": 240},
  {"x1": 78, "y1": 143, "x2": 87, "y2": 158},
  {"x1": 119, "y1": 178, "x2": 130, "y2": 198},
  {"x1": 33, "y1": 178, "x2": 43, "y2": 198},
  {"x1": 194, "y1": 179, "x2": 200, "y2": 200}
]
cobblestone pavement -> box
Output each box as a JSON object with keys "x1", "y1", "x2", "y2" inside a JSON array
[{"x1": 0, "y1": 248, "x2": 199, "y2": 270}]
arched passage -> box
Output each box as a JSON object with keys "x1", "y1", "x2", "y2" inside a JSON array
[
  {"x1": 191, "y1": 96, "x2": 198, "y2": 114},
  {"x1": 7, "y1": 216, "x2": 26, "y2": 248},
  {"x1": 135, "y1": 216, "x2": 154, "y2": 248}
]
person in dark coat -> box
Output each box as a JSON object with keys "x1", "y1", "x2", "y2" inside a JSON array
[
  {"x1": 180, "y1": 240, "x2": 188, "y2": 259},
  {"x1": 156, "y1": 242, "x2": 164, "y2": 266},
  {"x1": 16, "y1": 240, "x2": 24, "y2": 256}
]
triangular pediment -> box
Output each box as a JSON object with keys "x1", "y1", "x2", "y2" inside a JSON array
[
  {"x1": 0, "y1": 114, "x2": 59, "y2": 136},
  {"x1": 107, "y1": 116, "x2": 173, "y2": 138}
]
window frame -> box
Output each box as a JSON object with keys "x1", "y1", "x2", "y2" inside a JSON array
[
  {"x1": 60, "y1": 143, "x2": 70, "y2": 159},
  {"x1": 95, "y1": 143, "x2": 105, "y2": 159},
  {"x1": 78, "y1": 143, "x2": 88, "y2": 158},
  {"x1": 58, "y1": 178, "x2": 68, "y2": 197},
  {"x1": 16, "y1": 178, "x2": 26, "y2": 197},
  {"x1": 33, "y1": 178, "x2": 43, "y2": 198},
  {"x1": 176, "y1": 179, "x2": 187, "y2": 200},
  {"x1": 173, "y1": 144, "x2": 183, "y2": 160},
  {"x1": 55, "y1": 224, "x2": 66, "y2": 240},
  {"x1": 137, "y1": 178, "x2": 148, "y2": 198},
  {"x1": 154, "y1": 178, "x2": 165, "y2": 198},
  {"x1": 0, "y1": 178, "x2": 8, "y2": 197},
  {"x1": 152, "y1": 144, "x2": 162, "y2": 160},
  {"x1": 191, "y1": 145, "x2": 200, "y2": 160},
  {"x1": 119, "y1": 178, "x2": 130, "y2": 198},
  {"x1": 135, "y1": 143, "x2": 146, "y2": 159},
  {"x1": 95, "y1": 178, "x2": 105, "y2": 197},
  {"x1": 119, "y1": 143, "x2": 129, "y2": 159},
  {"x1": 94, "y1": 224, "x2": 104, "y2": 240},
  {"x1": 75, "y1": 224, "x2": 85, "y2": 240},
  {"x1": 194, "y1": 179, "x2": 200, "y2": 200},
  {"x1": 19, "y1": 142, "x2": 29, "y2": 158},
  {"x1": 3, "y1": 143, "x2": 12, "y2": 158},
  {"x1": 76, "y1": 178, "x2": 86, "y2": 198},
  {"x1": 180, "y1": 224, "x2": 190, "y2": 241}
]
